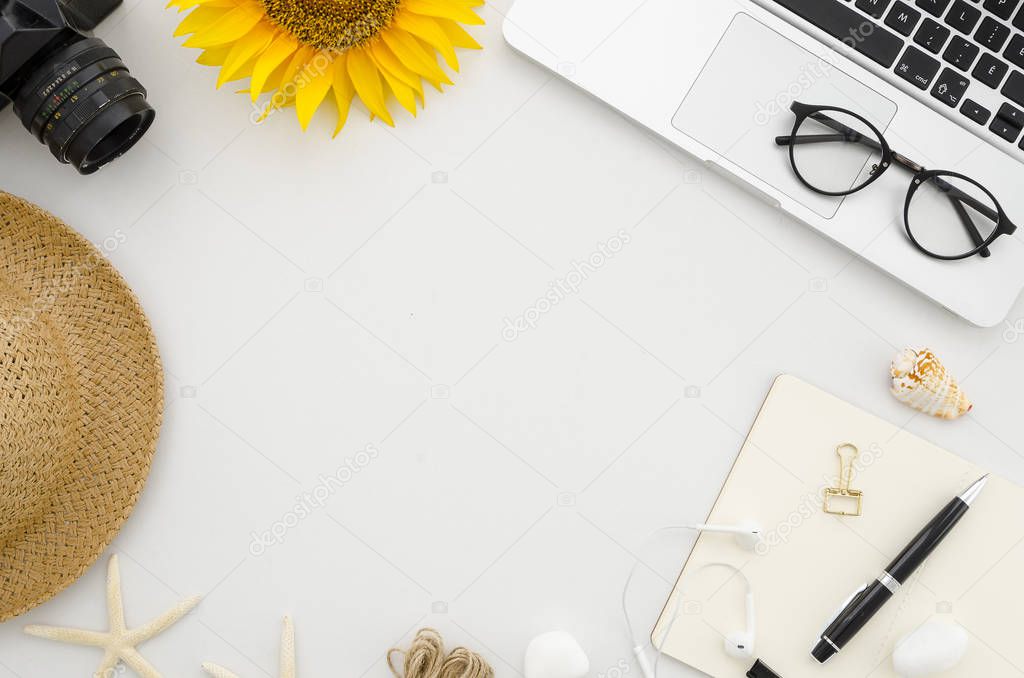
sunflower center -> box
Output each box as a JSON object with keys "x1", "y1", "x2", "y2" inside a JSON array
[{"x1": 260, "y1": 0, "x2": 402, "y2": 50}]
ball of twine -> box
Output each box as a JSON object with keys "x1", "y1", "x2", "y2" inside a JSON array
[{"x1": 388, "y1": 629, "x2": 494, "y2": 678}]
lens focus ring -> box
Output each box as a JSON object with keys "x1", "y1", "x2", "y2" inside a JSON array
[
  {"x1": 15, "y1": 39, "x2": 116, "y2": 130},
  {"x1": 13, "y1": 36, "x2": 155, "y2": 175},
  {"x1": 46, "y1": 74, "x2": 144, "y2": 161},
  {"x1": 30, "y1": 58, "x2": 125, "y2": 138}
]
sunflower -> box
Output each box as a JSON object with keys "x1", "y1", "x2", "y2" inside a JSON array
[{"x1": 168, "y1": 0, "x2": 484, "y2": 135}]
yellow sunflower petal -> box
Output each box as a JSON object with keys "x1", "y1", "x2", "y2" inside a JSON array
[
  {"x1": 217, "y1": 24, "x2": 275, "y2": 87},
  {"x1": 181, "y1": 4, "x2": 264, "y2": 48},
  {"x1": 369, "y1": 40, "x2": 424, "y2": 99},
  {"x1": 295, "y1": 53, "x2": 335, "y2": 130},
  {"x1": 260, "y1": 54, "x2": 296, "y2": 96},
  {"x1": 168, "y1": 0, "x2": 237, "y2": 11},
  {"x1": 371, "y1": 52, "x2": 417, "y2": 116},
  {"x1": 393, "y1": 12, "x2": 458, "y2": 71},
  {"x1": 412, "y1": 33, "x2": 454, "y2": 83},
  {"x1": 173, "y1": 5, "x2": 226, "y2": 37},
  {"x1": 347, "y1": 48, "x2": 394, "y2": 126},
  {"x1": 404, "y1": 0, "x2": 484, "y2": 25},
  {"x1": 436, "y1": 18, "x2": 482, "y2": 50},
  {"x1": 250, "y1": 32, "x2": 299, "y2": 101},
  {"x1": 380, "y1": 28, "x2": 451, "y2": 89},
  {"x1": 273, "y1": 44, "x2": 316, "y2": 93},
  {"x1": 331, "y1": 54, "x2": 356, "y2": 138},
  {"x1": 196, "y1": 43, "x2": 232, "y2": 66}
]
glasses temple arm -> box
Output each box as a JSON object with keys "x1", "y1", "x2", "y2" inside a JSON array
[
  {"x1": 947, "y1": 194, "x2": 992, "y2": 258},
  {"x1": 774, "y1": 133, "x2": 850, "y2": 146},
  {"x1": 813, "y1": 112, "x2": 885, "y2": 152},
  {"x1": 931, "y1": 175, "x2": 998, "y2": 221},
  {"x1": 775, "y1": 114, "x2": 884, "y2": 152}
]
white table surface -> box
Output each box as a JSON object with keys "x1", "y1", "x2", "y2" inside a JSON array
[{"x1": 2, "y1": 1, "x2": 1024, "y2": 676}]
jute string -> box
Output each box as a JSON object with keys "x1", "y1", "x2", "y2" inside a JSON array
[{"x1": 388, "y1": 629, "x2": 494, "y2": 678}]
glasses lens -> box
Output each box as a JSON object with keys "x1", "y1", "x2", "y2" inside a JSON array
[
  {"x1": 790, "y1": 110, "x2": 885, "y2": 195},
  {"x1": 907, "y1": 173, "x2": 999, "y2": 259}
]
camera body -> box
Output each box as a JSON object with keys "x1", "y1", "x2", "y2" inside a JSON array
[
  {"x1": 0, "y1": 0, "x2": 121, "y2": 109},
  {"x1": 0, "y1": 0, "x2": 154, "y2": 174}
]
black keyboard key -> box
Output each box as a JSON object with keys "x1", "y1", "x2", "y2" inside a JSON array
[
  {"x1": 975, "y1": 17, "x2": 1012, "y2": 51},
  {"x1": 1003, "y1": 69, "x2": 1024, "y2": 105},
  {"x1": 973, "y1": 52, "x2": 1010, "y2": 85},
  {"x1": 983, "y1": 0, "x2": 1021, "y2": 20},
  {"x1": 944, "y1": 35, "x2": 981, "y2": 69},
  {"x1": 990, "y1": 116, "x2": 1022, "y2": 141},
  {"x1": 857, "y1": 0, "x2": 894, "y2": 18},
  {"x1": 1006, "y1": 34, "x2": 1024, "y2": 68},
  {"x1": 915, "y1": 17, "x2": 952, "y2": 52},
  {"x1": 896, "y1": 45, "x2": 943, "y2": 87},
  {"x1": 961, "y1": 98, "x2": 992, "y2": 123},
  {"x1": 916, "y1": 0, "x2": 953, "y2": 16},
  {"x1": 932, "y1": 67, "x2": 972, "y2": 105},
  {"x1": 886, "y1": 1, "x2": 923, "y2": 34},
  {"x1": 998, "y1": 101, "x2": 1024, "y2": 124},
  {"x1": 771, "y1": 0, "x2": 906, "y2": 67},
  {"x1": 1016, "y1": 6, "x2": 1024, "y2": 31},
  {"x1": 946, "y1": 0, "x2": 982, "y2": 33}
]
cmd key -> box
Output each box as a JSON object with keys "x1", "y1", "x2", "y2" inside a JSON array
[
  {"x1": 896, "y1": 45, "x2": 943, "y2": 88},
  {"x1": 771, "y1": 0, "x2": 905, "y2": 67}
]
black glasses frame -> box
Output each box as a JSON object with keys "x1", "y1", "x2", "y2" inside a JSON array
[{"x1": 775, "y1": 101, "x2": 1018, "y2": 261}]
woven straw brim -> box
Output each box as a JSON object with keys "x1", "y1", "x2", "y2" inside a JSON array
[{"x1": 0, "y1": 192, "x2": 163, "y2": 621}]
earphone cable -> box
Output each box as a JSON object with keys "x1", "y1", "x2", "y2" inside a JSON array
[{"x1": 621, "y1": 526, "x2": 701, "y2": 678}]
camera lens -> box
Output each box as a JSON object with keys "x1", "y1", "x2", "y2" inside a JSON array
[{"x1": 12, "y1": 37, "x2": 154, "y2": 175}]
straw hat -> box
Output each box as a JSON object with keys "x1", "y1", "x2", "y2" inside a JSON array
[{"x1": 0, "y1": 192, "x2": 163, "y2": 621}]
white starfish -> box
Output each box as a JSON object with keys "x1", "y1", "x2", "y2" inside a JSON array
[
  {"x1": 24, "y1": 554, "x2": 201, "y2": 678},
  {"x1": 202, "y1": 616, "x2": 296, "y2": 678}
]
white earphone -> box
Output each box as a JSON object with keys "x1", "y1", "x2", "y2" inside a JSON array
[
  {"x1": 623, "y1": 523, "x2": 762, "y2": 678},
  {"x1": 716, "y1": 565, "x2": 756, "y2": 660},
  {"x1": 689, "y1": 522, "x2": 762, "y2": 552}
]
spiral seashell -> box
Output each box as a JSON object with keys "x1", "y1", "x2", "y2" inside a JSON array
[{"x1": 890, "y1": 348, "x2": 972, "y2": 419}]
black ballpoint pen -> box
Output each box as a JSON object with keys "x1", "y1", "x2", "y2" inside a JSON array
[{"x1": 811, "y1": 475, "x2": 989, "y2": 663}]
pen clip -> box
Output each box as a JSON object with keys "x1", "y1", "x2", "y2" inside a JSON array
[{"x1": 821, "y1": 582, "x2": 868, "y2": 633}]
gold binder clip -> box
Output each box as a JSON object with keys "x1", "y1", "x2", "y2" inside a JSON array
[{"x1": 824, "y1": 443, "x2": 863, "y2": 516}]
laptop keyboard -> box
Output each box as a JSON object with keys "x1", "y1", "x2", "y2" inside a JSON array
[{"x1": 771, "y1": 0, "x2": 1024, "y2": 154}]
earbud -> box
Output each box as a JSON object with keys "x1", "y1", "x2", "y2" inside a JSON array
[
  {"x1": 723, "y1": 588, "x2": 756, "y2": 660},
  {"x1": 690, "y1": 522, "x2": 762, "y2": 551},
  {"x1": 623, "y1": 525, "x2": 762, "y2": 678}
]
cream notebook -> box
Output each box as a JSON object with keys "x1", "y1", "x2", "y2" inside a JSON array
[{"x1": 653, "y1": 375, "x2": 1024, "y2": 677}]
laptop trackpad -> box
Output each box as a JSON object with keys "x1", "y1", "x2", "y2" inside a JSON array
[{"x1": 671, "y1": 13, "x2": 897, "y2": 219}]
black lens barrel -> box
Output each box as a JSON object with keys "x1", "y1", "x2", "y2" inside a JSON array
[{"x1": 11, "y1": 36, "x2": 154, "y2": 174}]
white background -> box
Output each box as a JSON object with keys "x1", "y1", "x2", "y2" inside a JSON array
[{"x1": 2, "y1": 0, "x2": 1024, "y2": 676}]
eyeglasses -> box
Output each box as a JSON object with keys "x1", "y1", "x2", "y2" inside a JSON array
[{"x1": 775, "y1": 102, "x2": 1017, "y2": 261}]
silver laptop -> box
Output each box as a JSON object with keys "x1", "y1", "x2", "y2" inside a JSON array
[{"x1": 504, "y1": 0, "x2": 1024, "y2": 327}]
